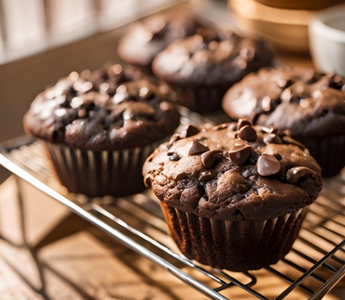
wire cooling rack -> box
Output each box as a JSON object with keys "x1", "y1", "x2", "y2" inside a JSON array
[{"x1": 0, "y1": 108, "x2": 345, "y2": 300}]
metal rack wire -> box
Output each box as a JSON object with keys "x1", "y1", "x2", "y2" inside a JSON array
[{"x1": 0, "y1": 108, "x2": 344, "y2": 300}]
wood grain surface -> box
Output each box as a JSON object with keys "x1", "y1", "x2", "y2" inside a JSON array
[{"x1": 0, "y1": 176, "x2": 344, "y2": 300}]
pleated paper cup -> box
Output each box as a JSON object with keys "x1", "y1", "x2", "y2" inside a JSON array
[
  {"x1": 45, "y1": 140, "x2": 163, "y2": 197},
  {"x1": 161, "y1": 202, "x2": 308, "y2": 272}
]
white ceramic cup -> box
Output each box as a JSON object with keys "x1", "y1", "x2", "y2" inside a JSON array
[{"x1": 309, "y1": 4, "x2": 345, "y2": 77}]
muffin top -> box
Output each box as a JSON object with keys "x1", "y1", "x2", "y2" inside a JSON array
[
  {"x1": 118, "y1": 12, "x2": 203, "y2": 67},
  {"x1": 24, "y1": 63, "x2": 180, "y2": 151},
  {"x1": 143, "y1": 121, "x2": 322, "y2": 221},
  {"x1": 152, "y1": 29, "x2": 273, "y2": 86},
  {"x1": 222, "y1": 67, "x2": 345, "y2": 137}
]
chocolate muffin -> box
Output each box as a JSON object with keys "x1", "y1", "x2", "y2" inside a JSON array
[
  {"x1": 24, "y1": 63, "x2": 180, "y2": 197},
  {"x1": 118, "y1": 12, "x2": 203, "y2": 73},
  {"x1": 222, "y1": 67, "x2": 345, "y2": 177},
  {"x1": 152, "y1": 29, "x2": 273, "y2": 113},
  {"x1": 143, "y1": 121, "x2": 322, "y2": 271}
]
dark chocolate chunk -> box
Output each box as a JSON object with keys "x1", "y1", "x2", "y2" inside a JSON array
[
  {"x1": 281, "y1": 88, "x2": 300, "y2": 103},
  {"x1": 213, "y1": 124, "x2": 228, "y2": 131},
  {"x1": 167, "y1": 152, "x2": 180, "y2": 161},
  {"x1": 237, "y1": 118, "x2": 252, "y2": 130},
  {"x1": 261, "y1": 96, "x2": 272, "y2": 112},
  {"x1": 260, "y1": 126, "x2": 278, "y2": 134},
  {"x1": 260, "y1": 126, "x2": 270, "y2": 133},
  {"x1": 283, "y1": 130, "x2": 292, "y2": 136},
  {"x1": 169, "y1": 133, "x2": 180, "y2": 146},
  {"x1": 188, "y1": 141, "x2": 209, "y2": 156},
  {"x1": 180, "y1": 124, "x2": 200, "y2": 138},
  {"x1": 264, "y1": 133, "x2": 282, "y2": 145},
  {"x1": 201, "y1": 150, "x2": 221, "y2": 168},
  {"x1": 198, "y1": 170, "x2": 216, "y2": 181},
  {"x1": 139, "y1": 86, "x2": 153, "y2": 99},
  {"x1": 257, "y1": 153, "x2": 281, "y2": 176},
  {"x1": 174, "y1": 172, "x2": 187, "y2": 181},
  {"x1": 238, "y1": 125, "x2": 257, "y2": 142},
  {"x1": 273, "y1": 153, "x2": 282, "y2": 161},
  {"x1": 228, "y1": 123, "x2": 237, "y2": 131},
  {"x1": 287, "y1": 166, "x2": 316, "y2": 183},
  {"x1": 238, "y1": 184, "x2": 248, "y2": 193},
  {"x1": 144, "y1": 174, "x2": 151, "y2": 188},
  {"x1": 228, "y1": 142, "x2": 252, "y2": 166},
  {"x1": 328, "y1": 74, "x2": 344, "y2": 89},
  {"x1": 78, "y1": 108, "x2": 88, "y2": 118},
  {"x1": 283, "y1": 136, "x2": 306, "y2": 150},
  {"x1": 277, "y1": 78, "x2": 293, "y2": 89},
  {"x1": 305, "y1": 70, "x2": 321, "y2": 84},
  {"x1": 269, "y1": 127, "x2": 279, "y2": 134}
]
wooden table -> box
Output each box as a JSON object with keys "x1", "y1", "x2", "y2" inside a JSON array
[{"x1": 0, "y1": 174, "x2": 344, "y2": 300}]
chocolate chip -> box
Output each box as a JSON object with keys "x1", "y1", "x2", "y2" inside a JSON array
[
  {"x1": 238, "y1": 184, "x2": 248, "y2": 194},
  {"x1": 299, "y1": 98, "x2": 311, "y2": 108},
  {"x1": 282, "y1": 136, "x2": 306, "y2": 150},
  {"x1": 305, "y1": 70, "x2": 322, "y2": 84},
  {"x1": 108, "y1": 64, "x2": 123, "y2": 76},
  {"x1": 144, "y1": 174, "x2": 151, "y2": 188},
  {"x1": 237, "y1": 118, "x2": 252, "y2": 130},
  {"x1": 260, "y1": 126, "x2": 269, "y2": 133},
  {"x1": 198, "y1": 170, "x2": 216, "y2": 182},
  {"x1": 328, "y1": 74, "x2": 344, "y2": 89},
  {"x1": 139, "y1": 86, "x2": 153, "y2": 99},
  {"x1": 188, "y1": 141, "x2": 209, "y2": 156},
  {"x1": 180, "y1": 125, "x2": 200, "y2": 138},
  {"x1": 264, "y1": 133, "x2": 282, "y2": 144},
  {"x1": 212, "y1": 124, "x2": 228, "y2": 131},
  {"x1": 167, "y1": 152, "x2": 180, "y2": 161},
  {"x1": 260, "y1": 126, "x2": 278, "y2": 134},
  {"x1": 277, "y1": 78, "x2": 293, "y2": 89},
  {"x1": 113, "y1": 92, "x2": 128, "y2": 104},
  {"x1": 174, "y1": 172, "x2": 187, "y2": 181},
  {"x1": 238, "y1": 125, "x2": 257, "y2": 142},
  {"x1": 273, "y1": 153, "x2": 282, "y2": 160},
  {"x1": 78, "y1": 108, "x2": 88, "y2": 118},
  {"x1": 283, "y1": 130, "x2": 292, "y2": 137},
  {"x1": 261, "y1": 96, "x2": 272, "y2": 112},
  {"x1": 281, "y1": 88, "x2": 299, "y2": 103},
  {"x1": 228, "y1": 142, "x2": 252, "y2": 166},
  {"x1": 257, "y1": 153, "x2": 281, "y2": 176},
  {"x1": 228, "y1": 123, "x2": 237, "y2": 131},
  {"x1": 269, "y1": 127, "x2": 279, "y2": 134},
  {"x1": 201, "y1": 150, "x2": 221, "y2": 168},
  {"x1": 168, "y1": 133, "x2": 180, "y2": 146},
  {"x1": 240, "y1": 47, "x2": 255, "y2": 60},
  {"x1": 287, "y1": 167, "x2": 316, "y2": 183}
]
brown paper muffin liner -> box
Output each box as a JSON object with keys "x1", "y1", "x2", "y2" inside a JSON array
[
  {"x1": 161, "y1": 202, "x2": 308, "y2": 272},
  {"x1": 297, "y1": 135, "x2": 345, "y2": 177},
  {"x1": 45, "y1": 140, "x2": 163, "y2": 197},
  {"x1": 171, "y1": 85, "x2": 230, "y2": 114}
]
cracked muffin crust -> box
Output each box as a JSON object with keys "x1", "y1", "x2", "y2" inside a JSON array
[
  {"x1": 24, "y1": 63, "x2": 180, "y2": 151},
  {"x1": 23, "y1": 63, "x2": 180, "y2": 197},
  {"x1": 152, "y1": 29, "x2": 273, "y2": 113},
  {"x1": 118, "y1": 11, "x2": 204, "y2": 72},
  {"x1": 143, "y1": 122, "x2": 322, "y2": 221},
  {"x1": 222, "y1": 67, "x2": 345, "y2": 176},
  {"x1": 143, "y1": 121, "x2": 322, "y2": 271}
]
